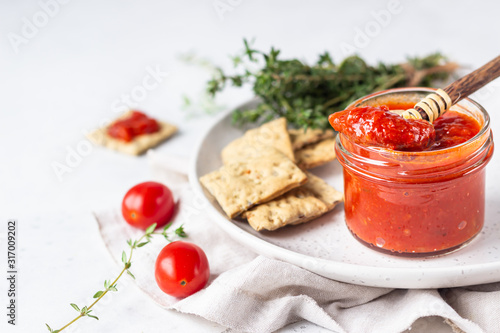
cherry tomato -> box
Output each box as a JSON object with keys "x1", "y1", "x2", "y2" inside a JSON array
[
  {"x1": 122, "y1": 181, "x2": 175, "y2": 230},
  {"x1": 155, "y1": 241, "x2": 210, "y2": 298}
]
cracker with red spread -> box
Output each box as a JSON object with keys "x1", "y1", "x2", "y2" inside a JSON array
[{"x1": 87, "y1": 111, "x2": 177, "y2": 155}]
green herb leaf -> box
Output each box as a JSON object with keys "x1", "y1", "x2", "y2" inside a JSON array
[
  {"x1": 93, "y1": 291, "x2": 104, "y2": 299},
  {"x1": 127, "y1": 270, "x2": 136, "y2": 280},
  {"x1": 70, "y1": 303, "x2": 80, "y2": 312},
  {"x1": 87, "y1": 314, "x2": 99, "y2": 320},
  {"x1": 145, "y1": 223, "x2": 157, "y2": 235},
  {"x1": 182, "y1": 95, "x2": 191, "y2": 106},
  {"x1": 121, "y1": 251, "x2": 127, "y2": 264},
  {"x1": 137, "y1": 241, "x2": 149, "y2": 248},
  {"x1": 175, "y1": 225, "x2": 187, "y2": 238}
]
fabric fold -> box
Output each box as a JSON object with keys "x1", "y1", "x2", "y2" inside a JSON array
[{"x1": 93, "y1": 150, "x2": 499, "y2": 333}]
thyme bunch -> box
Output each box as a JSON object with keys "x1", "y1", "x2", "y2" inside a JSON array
[{"x1": 206, "y1": 39, "x2": 459, "y2": 129}]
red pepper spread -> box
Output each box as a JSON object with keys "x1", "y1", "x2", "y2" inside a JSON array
[
  {"x1": 330, "y1": 103, "x2": 486, "y2": 254},
  {"x1": 107, "y1": 111, "x2": 160, "y2": 142},
  {"x1": 329, "y1": 105, "x2": 480, "y2": 151}
]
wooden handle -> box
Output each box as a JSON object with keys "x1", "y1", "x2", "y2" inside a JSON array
[
  {"x1": 445, "y1": 55, "x2": 500, "y2": 105},
  {"x1": 401, "y1": 55, "x2": 500, "y2": 122}
]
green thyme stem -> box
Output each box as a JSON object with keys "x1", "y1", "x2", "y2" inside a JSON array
[
  {"x1": 47, "y1": 223, "x2": 187, "y2": 333},
  {"x1": 57, "y1": 245, "x2": 135, "y2": 332},
  {"x1": 55, "y1": 314, "x2": 83, "y2": 332},
  {"x1": 55, "y1": 234, "x2": 142, "y2": 333}
]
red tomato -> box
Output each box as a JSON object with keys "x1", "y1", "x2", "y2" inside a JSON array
[
  {"x1": 155, "y1": 241, "x2": 210, "y2": 298},
  {"x1": 122, "y1": 181, "x2": 175, "y2": 230}
]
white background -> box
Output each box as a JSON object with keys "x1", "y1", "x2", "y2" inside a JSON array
[{"x1": 1, "y1": 0, "x2": 499, "y2": 332}]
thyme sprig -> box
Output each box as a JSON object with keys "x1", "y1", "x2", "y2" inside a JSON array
[
  {"x1": 206, "y1": 39, "x2": 459, "y2": 129},
  {"x1": 46, "y1": 222, "x2": 187, "y2": 333}
]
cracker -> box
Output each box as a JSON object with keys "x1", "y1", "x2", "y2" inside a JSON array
[
  {"x1": 289, "y1": 128, "x2": 335, "y2": 150},
  {"x1": 295, "y1": 137, "x2": 336, "y2": 169},
  {"x1": 200, "y1": 147, "x2": 308, "y2": 218},
  {"x1": 222, "y1": 118, "x2": 295, "y2": 164},
  {"x1": 87, "y1": 111, "x2": 177, "y2": 156},
  {"x1": 245, "y1": 188, "x2": 328, "y2": 231},
  {"x1": 245, "y1": 173, "x2": 343, "y2": 231},
  {"x1": 302, "y1": 172, "x2": 343, "y2": 210}
]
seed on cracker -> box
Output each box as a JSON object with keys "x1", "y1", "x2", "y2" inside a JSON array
[
  {"x1": 245, "y1": 172, "x2": 343, "y2": 231},
  {"x1": 222, "y1": 118, "x2": 295, "y2": 164},
  {"x1": 87, "y1": 111, "x2": 177, "y2": 156},
  {"x1": 200, "y1": 147, "x2": 308, "y2": 219},
  {"x1": 295, "y1": 137, "x2": 336, "y2": 170},
  {"x1": 289, "y1": 128, "x2": 335, "y2": 150}
]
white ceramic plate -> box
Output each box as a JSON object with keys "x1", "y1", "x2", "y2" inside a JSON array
[{"x1": 189, "y1": 99, "x2": 500, "y2": 289}]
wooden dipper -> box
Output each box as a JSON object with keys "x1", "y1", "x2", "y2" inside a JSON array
[{"x1": 395, "y1": 55, "x2": 500, "y2": 122}]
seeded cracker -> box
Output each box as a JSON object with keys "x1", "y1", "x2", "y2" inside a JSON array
[
  {"x1": 289, "y1": 128, "x2": 335, "y2": 150},
  {"x1": 200, "y1": 147, "x2": 308, "y2": 218},
  {"x1": 245, "y1": 173, "x2": 343, "y2": 231},
  {"x1": 295, "y1": 137, "x2": 336, "y2": 170},
  {"x1": 221, "y1": 118, "x2": 295, "y2": 164},
  {"x1": 87, "y1": 111, "x2": 177, "y2": 155}
]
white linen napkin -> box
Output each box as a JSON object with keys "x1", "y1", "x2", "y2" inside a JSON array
[{"x1": 94, "y1": 151, "x2": 500, "y2": 333}]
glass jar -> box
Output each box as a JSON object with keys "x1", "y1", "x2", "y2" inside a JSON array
[{"x1": 335, "y1": 88, "x2": 494, "y2": 257}]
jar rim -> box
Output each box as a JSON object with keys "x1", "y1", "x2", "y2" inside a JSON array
[{"x1": 345, "y1": 87, "x2": 491, "y2": 156}]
